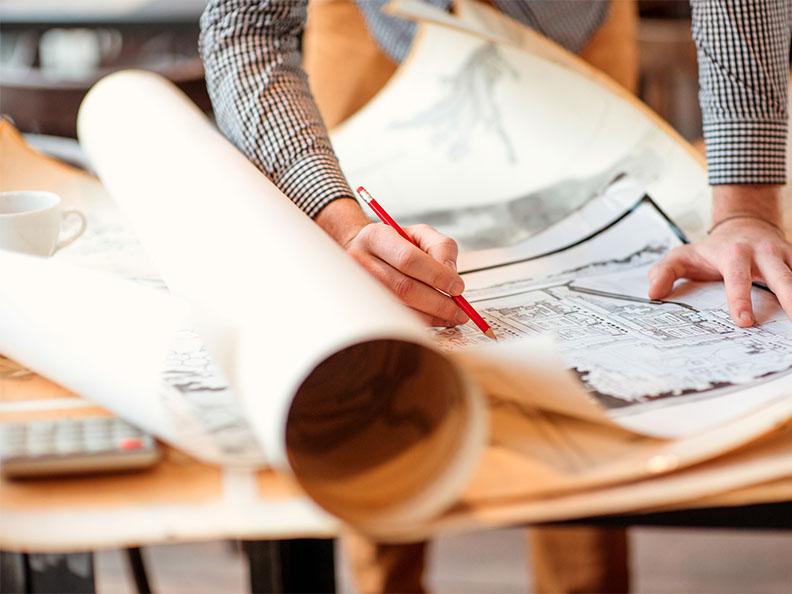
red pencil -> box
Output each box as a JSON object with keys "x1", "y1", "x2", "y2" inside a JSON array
[{"x1": 356, "y1": 186, "x2": 497, "y2": 341}]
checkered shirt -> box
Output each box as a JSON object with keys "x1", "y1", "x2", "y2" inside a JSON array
[{"x1": 199, "y1": 0, "x2": 790, "y2": 218}]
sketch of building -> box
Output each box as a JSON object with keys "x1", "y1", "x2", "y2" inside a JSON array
[{"x1": 434, "y1": 198, "x2": 792, "y2": 415}]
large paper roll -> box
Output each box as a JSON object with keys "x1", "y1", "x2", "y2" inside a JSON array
[{"x1": 76, "y1": 70, "x2": 486, "y2": 529}]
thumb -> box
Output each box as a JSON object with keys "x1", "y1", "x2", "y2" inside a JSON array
[{"x1": 647, "y1": 246, "x2": 698, "y2": 299}]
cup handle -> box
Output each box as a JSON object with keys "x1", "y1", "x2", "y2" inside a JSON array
[{"x1": 54, "y1": 208, "x2": 87, "y2": 253}]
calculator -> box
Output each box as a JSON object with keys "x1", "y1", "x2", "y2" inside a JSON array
[{"x1": 0, "y1": 416, "x2": 161, "y2": 479}]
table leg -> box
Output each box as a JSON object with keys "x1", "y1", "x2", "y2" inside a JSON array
[
  {"x1": 243, "y1": 539, "x2": 336, "y2": 593},
  {"x1": 0, "y1": 551, "x2": 95, "y2": 593},
  {"x1": 0, "y1": 551, "x2": 26, "y2": 593},
  {"x1": 125, "y1": 547, "x2": 152, "y2": 593}
]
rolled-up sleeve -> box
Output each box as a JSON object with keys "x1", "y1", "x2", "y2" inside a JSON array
[
  {"x1": 691, "y1": 0, "x2": 790, "y2": 186},
  {"x1": 199, "y1": 0, "x2": 354, "y2": 217}
]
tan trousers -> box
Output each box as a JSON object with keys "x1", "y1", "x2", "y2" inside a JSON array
[
  {"x1": 303, "y1": 0, "x2": 638, "y2": 129},
  {"x1": 305, "y1": 1, "x2": 638, "y2": 592},
  {"x1": 343, "y1": 525, "x2": 629, "y2": 593}
]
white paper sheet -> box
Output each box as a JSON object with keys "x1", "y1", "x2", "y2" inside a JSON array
[
  {"x1": 75, "y1": 70, "x2": 488, "y2": 528},
  {"x1": 0, "y1": 250, "x2": 184, "y2": 438}
]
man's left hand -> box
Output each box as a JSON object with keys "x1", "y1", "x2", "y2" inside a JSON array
[{"x1": 648, "y1": 185, "x2": 792, "y2": 327}]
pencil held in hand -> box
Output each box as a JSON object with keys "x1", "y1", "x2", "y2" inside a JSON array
[{"x1": 356, "y1": 186, "x2": 497, "y2": 340}]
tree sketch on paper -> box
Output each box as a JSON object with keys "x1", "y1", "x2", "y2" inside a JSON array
[{"x1": 391, "y1": 43, "x2": 518, "y2": 163}]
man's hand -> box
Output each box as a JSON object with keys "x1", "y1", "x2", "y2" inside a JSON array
[
  {"x1": 315, "y1": 198, "x2": 468, "y2": 327},
  {"x1": 648, "y1": 185, "x2": 792, "y2": 327}
]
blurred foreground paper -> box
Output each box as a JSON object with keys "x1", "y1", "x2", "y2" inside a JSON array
[{"x1": 73, "y1": 70, "x2": 492, "y2": 531}]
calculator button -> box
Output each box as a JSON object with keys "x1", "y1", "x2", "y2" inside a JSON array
[
  {"x1": 84, "y1": 435, "x2": 111, "y2": 452},
  {"x1": 83, "y1": 425, "x2": 111, "y2": 439},
  {"x1": 114, "y1": 426, "x2": 138, "y2": 439},
  {"x1": 27, "y1": 438, "x2": 57, "y2": 456},
  {"x1": 55, "y1": 435, "x2": 83, "y2": 454},
  {"x1": 1, "y1": 440, "x2": 26, "y2": 458},
  {"x1": 28, "y1": 422, "x2": 56, "y2": 438},
  {"x1": 118, "y1": 437, "x2": 143, "y2": 450},
  {"x1": 1, "y1": 425, "x2": 25, "y2": 442},
  {"x1": 55, "y1": 420, "x2": 82, "y2": 437}
]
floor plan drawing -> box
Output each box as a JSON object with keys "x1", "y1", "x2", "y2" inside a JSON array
[{"x1": 434, "y1": 192, "x2": 792, "y2": 433}]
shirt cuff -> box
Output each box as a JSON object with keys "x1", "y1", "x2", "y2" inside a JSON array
[
  {"x1": 276, "y1": 153, "x2": 356, "y2": 218},
  {"x1": 703, "y1": 119, "x2": 788, "y2": 185}
]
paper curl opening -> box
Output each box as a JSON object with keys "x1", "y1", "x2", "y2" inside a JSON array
[{"x1": 286, "y1": 339, "x2": 486, "y2": 531}]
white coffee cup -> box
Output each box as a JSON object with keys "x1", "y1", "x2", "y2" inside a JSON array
[{"x1": 0, "y1": 191, "x2": 87, "y2": 257}]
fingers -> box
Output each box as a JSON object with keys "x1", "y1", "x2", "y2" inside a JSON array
[
  {"x1": 346, "y1": 223, "x2": 469, "y2": 325},
  {"x1": 647, "y1": 245, "x2": 703, "y2": 300},
  {"x1": 407, "y1": 224, "x2": 460, "y2": 272},
  {"x1": 413, "y1": 311, "x2": 467, "y2": 328},
  {"x1": 754, "y1": 241, "x2": 792, "y2": 322},
  {"x1": 648, "y1": 243, "x2": 756, "y2": 327},
  {"x1": 647, "y1": 261, "x2": 680, "y2": 300},
  {"x1": 357, "y1": 224, "x2": 465, "y2": 296},
  {"x1": 719, "y1": 242, "x2": 755, "y2": 327},
  {"x1": 648, "y1": 237, "x2": 792, "y2": 327},
  {"x1": 361, "y1": 256, "x2": 469, "y2": 325}
]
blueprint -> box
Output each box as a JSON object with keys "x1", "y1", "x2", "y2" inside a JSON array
[
  {"x1": 158, "y1": 329, "x2": 267, "y2": 464},
  {"x1": 435, "y1": 184, "x2": 792, "y2": 437}
]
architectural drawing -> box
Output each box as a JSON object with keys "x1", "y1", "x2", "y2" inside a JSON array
[
  {"x1": 159, "y1": 329, "x2": 266, "y2": 464},
  {"x1": 435, "y1": 195, "x2": 792, "y2": 419}
]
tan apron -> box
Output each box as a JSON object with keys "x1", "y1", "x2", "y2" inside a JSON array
[{"x1": 303, "y1": 0, "x2": 639, "y2": 129}]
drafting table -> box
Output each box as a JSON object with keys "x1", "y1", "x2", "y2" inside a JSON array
[{"x1": 2, "y1": 96, "x2": 791, "y2": 592}]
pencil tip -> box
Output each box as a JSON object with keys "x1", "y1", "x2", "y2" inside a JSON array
[{"x1": 485, "y1": 329, "x2": 497, "y2": 341}]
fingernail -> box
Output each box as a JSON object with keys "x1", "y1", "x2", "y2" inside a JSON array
[
  {"x1": 455, "y1": 310, "x2": 470, "y2": 325},
  {"x1": 739, "y1": 311, "x2": 753, "y2": 325},
  {"x1": 448, "y1": 280, "x2": 464, "y2": 296},
  {"x1": 444, "y1": 259, "x2": 457, "y2": 272}
]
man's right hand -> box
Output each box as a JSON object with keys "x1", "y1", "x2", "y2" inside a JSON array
[{"x1": 315, "y1": 198, "x2": 469, "y2": 327}]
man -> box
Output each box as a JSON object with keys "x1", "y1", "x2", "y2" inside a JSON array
[
  {"x1": 200, "y1": 1, "x2": 790, "y2": 591},
  {"x1": 200, "y1": 0, "x2": 791, "y2": 329},
  {"x1": 650, "y1": 1, "x2": 791, "y2": 330}
]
